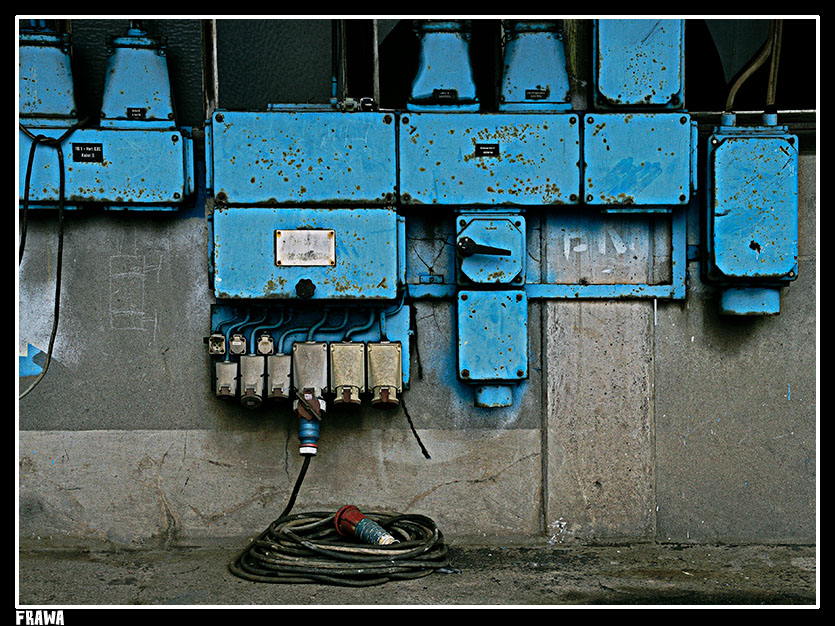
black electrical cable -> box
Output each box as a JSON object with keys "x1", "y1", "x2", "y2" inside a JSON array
[
  {"x1": 229, "y1": 456, "x2": 449, "y2": 586},
  {"x1": 19, "y1": 134, "x2": 46, "y2": 263},
  {"x1": 401, "y1": 394, "x2": 431, "y2": 460},
  {"x1": 725, "y1": 20, "x2": 777, "y2": 113},
  {"x1": 18, "y1": 119, "x2": 88, "y2": 400},
  {"x1": 19, "y1": 132, "x2": 67, "y2": 400}
]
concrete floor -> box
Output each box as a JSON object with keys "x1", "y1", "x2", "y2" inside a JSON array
[{"x1": 17, "y1": 540, "x2": 817, "y2": 606}]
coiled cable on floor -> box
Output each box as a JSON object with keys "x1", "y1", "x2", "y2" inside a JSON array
[{"x1": 229, "y1": 457, "x2": 450, "y2": 586}]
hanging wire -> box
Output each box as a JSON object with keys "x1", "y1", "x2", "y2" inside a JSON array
[
  {"x1": 766, "y1": 19, "x2": 784, "y2": 110},
  {"x1": 19, "y1": 139, "x2": 67, "y2": 399},
  {"x1": 18, "y1": 118, "x2": 89, "y2": 400},
  {"x1": 724, "y1": 20, "x2": 777, "y2": 113}
]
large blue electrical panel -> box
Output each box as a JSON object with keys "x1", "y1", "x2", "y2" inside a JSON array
[{"x1": 20, "y1": 18, "x2": 802, "y2": 425}]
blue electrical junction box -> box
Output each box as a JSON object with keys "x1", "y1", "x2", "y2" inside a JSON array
[
  {"x1": 704, "y1": 114, "x2": 799, "y2": 315},
  {"x1": 206, "y1": 104, "x2": 411, "y2": 450},
  {"x1": 593, "y1": 19, "x2": 685, "y2": 109},
  {"x1": 18, "y1": 23, "x2": 194, "y2": 212}
]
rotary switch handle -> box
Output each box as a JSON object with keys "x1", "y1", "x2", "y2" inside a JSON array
[{"x1": 456, "y1": 236, "x2": 512, "y2": 258}]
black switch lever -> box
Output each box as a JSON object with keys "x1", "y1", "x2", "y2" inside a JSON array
[{"x1": 456, "y1": 236, "x2": 512, "y2": 258}]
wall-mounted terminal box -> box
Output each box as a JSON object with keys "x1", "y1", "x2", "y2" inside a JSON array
[
  {"x1": 582, "y1": 113, "x2": 697, "y2": 212},
  {"x1": 593, "y1": 19, "x2": 685, "y2": 109},
  {"x1": 398, "y1": 112, "x2": 581, "y2": 206},
  {"x1": 704, "y1": 114, "x2": 799, "y2": 315},
  {"x1": 18, "y1": 23, "x2": 194, "y2": 212},
  {"x1": 458, "y1": 291, "x2": 528, "y2": 408}
]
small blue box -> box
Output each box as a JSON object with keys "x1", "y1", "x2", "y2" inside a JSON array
[
  {"x1": 594, "y1": 19, "x2": 685, "y2": 109},
  {"x1": 457, "y1": 291, "x2": 528, "y2": 382},
  {"x1": 706, "y1": 126, "x2": 799, "y2": 282}
]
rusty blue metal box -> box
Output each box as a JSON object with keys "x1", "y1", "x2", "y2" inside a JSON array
[
  {"x1": 704, "y1": 117, "x2": 799, "y2": 314},
  {"x1": 594, "y1": 19, "x2": 685, "y2": 108},
  {"x1": 211, "y1": 207, "x2": 401, "y2": 300},
  {"x1": 207, "y1": 109, "x2": 397, "y2": 206},
  {"x1": 398, "y1": 112, "x2": 581, "y2": 206},
  {"x1": 457, "y1": 290, "x2": 528, "y2": 383},
  {"x1": 18, "y1": 127, "x2": 193, "y2": 210},
  {"x1": 583, "y1": 113, "x2": 694, "y2": 209}
]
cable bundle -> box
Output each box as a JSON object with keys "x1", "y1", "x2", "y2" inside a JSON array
[{"x1": 229, "y1": 510, "x2": 450, "y2": 586}]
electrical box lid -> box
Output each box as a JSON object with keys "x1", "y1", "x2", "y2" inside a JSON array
[
  {"x1": 583, "y1": 113, "x2": 692, "y2": 207},
  {"x1": 708, "y1": 133, "x2": 799, "y2": 280},
  {"x1": 458, "y1": 291, "x2": 528, "y2": 382},
  {"x1": 399, "y1": 112, "x2": 580, "y2": 206},
  {"x1": 209, "y1": 110, "x2": 397, "y2": 206}
]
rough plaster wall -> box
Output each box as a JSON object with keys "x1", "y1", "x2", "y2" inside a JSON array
[{"x1": 653, "y1": 153, "x2": 816, "y2": 543}]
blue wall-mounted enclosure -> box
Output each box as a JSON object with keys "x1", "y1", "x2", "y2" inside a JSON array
[
  {"x1": 211, "y1": 207, "x2": 402, "y2": 301},
  {"x1": 207, "y1": 108, "x2": 397, "y2": 206},
  {"x1": 399, "y1": 112, "x2": 581, "y2": 206},
  {"x1": 18, "y1": 22, "x2": 194, "y2": 211},
  {"x1": 458, "y1": 290, "x2": 528, "y2": 407},
  {"x1": 594, "y1": 19, "x2": 685, "y2": 109},
  {"x1": 704, "y1": 114, "x2": 799, "y2": 315},
  {"x1": 583, "y1": 113, "x2": 695, "y2": 210}
]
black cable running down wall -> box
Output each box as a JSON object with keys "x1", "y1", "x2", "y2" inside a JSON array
[{"x1": 18, "y1": 120, "x2": 87, "y2": 400}]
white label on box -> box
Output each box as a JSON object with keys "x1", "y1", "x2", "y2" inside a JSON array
[{"x1": 275, "y1": 229, "x2": 335, "y2": 266}]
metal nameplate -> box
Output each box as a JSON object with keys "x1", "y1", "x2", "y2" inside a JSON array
[{"x1": 275, "y1": 229, "x2": 335, "y2": 267}]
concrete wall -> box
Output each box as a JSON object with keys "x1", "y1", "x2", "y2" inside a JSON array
[{"x1": 18, "y1": 18, "x2": 817, "y2": 547}]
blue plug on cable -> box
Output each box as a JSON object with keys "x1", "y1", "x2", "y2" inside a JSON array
[{"x1": 296, "y1": 388, "x2": 323, "y2": 456}]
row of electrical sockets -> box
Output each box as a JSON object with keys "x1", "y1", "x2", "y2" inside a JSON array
[{"x1": 212, "y1": 340, "x2": 403, "y2": 411}]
